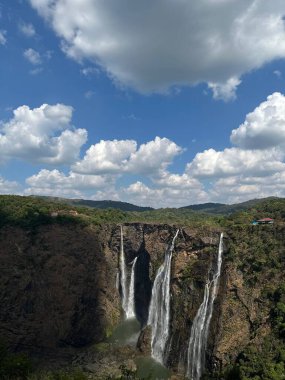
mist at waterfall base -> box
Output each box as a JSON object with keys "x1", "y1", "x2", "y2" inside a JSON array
[{"x1": 186, "y1": 233, "x2": 224, "y2": 380}]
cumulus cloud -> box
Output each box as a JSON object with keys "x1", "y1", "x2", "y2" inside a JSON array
[
  {"x1": 30, "y1": 0, "x2": 285, "y2": 99},
  {"x1": 0, "y1": 104, "x2": 87, "y2": 165},
  {"x1": 0, "y1": 30, "x2": 7, "y2": 45},
  {"x1": 72, "y1": 139, "x2": 137, "y2": 174},
  {"x1": 25, "y1": 169, "x2": 114, "y2": 198},
  {"x1": 126, "y1": 137, "x2": 183, "y2": 175},
  {"x1": 121, "y1": 181, "x2": 208, "y2": 208},
  {"x1": 10, "y1": 91, "x2": 285, "y2": 206},
  {"x1": 72, "y1": 136, "x2": 182, "y2": 176},
  {"x1": 231, "y1": 92, "x2": 285, "y2": 149},
  {"x1": 23, "y1": 48, "x2": 41, "y2": 65},
  {"x1": 210, "y1": 173, "x2": 285, "y2": 204},
  {"x1": 184, "y1": 91, "x2": 285, "y2": 203},
  {"x1": 208, "y1": 77, "x2": 241, "y2": 102},
  {"x1": 19, "y1": 22, "x2": 36, "y2": 37},
  {"x1": 187, "y1": 147, "x2": 285, "y2": 178}
]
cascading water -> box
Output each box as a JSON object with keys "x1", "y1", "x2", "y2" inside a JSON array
[
  {"x1": 120, "y1": 225, "x2": 128, "y2": 315},
  {"x1": 148, "y1": 229, "x2": 180, "y2": 364},
  {"x1": 126, "y1": 257, "x2": 138, "y2": 319},
  {"x1": 186, "y1": 232, "x2": 223, "y2": 380}
]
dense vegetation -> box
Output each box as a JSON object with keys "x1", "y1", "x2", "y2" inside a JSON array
[
  {"x1": 32, "y1": 196, "x2": 154, "y2": 212},
  {"x1": 0, "y1": 195, "x2": 129, "y2": 228},
  {"x1": 181, "y1": 197, "x2": 282, "y2": 215},
  {"x1": 2, "y1": 195, "x2": 285, "y2": 230}
]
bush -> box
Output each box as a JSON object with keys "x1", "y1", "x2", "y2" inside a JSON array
[{"x1": 0, "y1": 341, "x2": 32, "y2": 379}]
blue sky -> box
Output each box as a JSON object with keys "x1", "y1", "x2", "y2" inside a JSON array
[{"x1": 1, "y1": 0, "x2": 285, "y2": 207}]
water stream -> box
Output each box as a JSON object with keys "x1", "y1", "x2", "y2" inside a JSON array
[
  {"x1": 186, "y1": 232, "x2": 223, "y2": 380},
  {"x1": 126, "y1": 257, "x2": 138, "y2": 319},
  {"x1": 147, "y1": 229, "x2": 180, "y2": 364},
  {"x1": 119, "y1": 225, "x2": 128, "y2": 315}
]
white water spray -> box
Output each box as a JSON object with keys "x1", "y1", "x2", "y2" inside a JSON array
[
  {"x1": 186, "y1": 233, "x2": 223, "y2": 380},
  {"x1": 126, "y1": 257, "x2": 138, "y2": 319},
  {"x1": 120, "y1": 225, "x2": 128, "y2": 315},
  {"x1": 148, "y1": 229, "x2": 180, "y2": 364}
]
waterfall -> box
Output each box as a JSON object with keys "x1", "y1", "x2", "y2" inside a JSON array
[
  {"x1": 126, "y1": 257, "x2": 138, "y2": 319},
  {"x1": 186, "y1": 232, "x2": 223, "y2": 380},
  {"x1": 148, "y1": 229, "x2": 180, "y2": 364},
  {"x1": 120, "y1": 225, "x2": 128, "y2": 315}
]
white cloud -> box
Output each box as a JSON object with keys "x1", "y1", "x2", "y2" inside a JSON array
[
  {"x1": 0, "y1": 104, "x2": 87, "y2": 165},
  {"x1": 209, "y1": 172, "x2": 285, "y2": 204},
  {"x1": 23, "y1": 48, "x2": 42, "y2": 65},
  {"x1": 72, "y1": 136, "x2": 182, "y2": 177},
  {"x1": 187, "y1": 147, "x2": 285, "y2": 178},
  {"x1": 0, "y1": 30, "x2": 6, "y2": 45},
  {"x1": 126, "y1": 137, "x2": 183, "y2": 175},
  {"x1": 25, "y1": 169, "x2": 114, "y2": 197},
  {"x1": 121, "y1": 181, "x2": 208, "y2": 208},
  {"x1": 184, "y1": 92, "x2": 285, "y2": 203},
  {"x1": 19, "y1": 22, "x2": 36, "y2": 37},
  {"x1": 208, "y1": 77, "x2": 241, "y2": 101},
  {"x1": 231, "y1": 92, "x2": 285, "y2": 149},
  {"x1": 30, "y1": 0, "x2": 285, "y2": 99},
  {"x1": 0, "y1": 176, "x2": 20, "y2": 194},
  {"x1": 72, "y1": 139, "x2": 137, "y2": 174},
  {"x1": 153, "y1": 172, "x2": 204, "y2": 190},
  {"x1": 10, "y1": 91, "x2": 285, "y2": 206}
]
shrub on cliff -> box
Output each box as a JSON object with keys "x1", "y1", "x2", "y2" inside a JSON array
[
  {"x1": 27, "y1": 369, "x2": 87, "y2": 380},
  {"x1": 0, "y1": 341, "x2": 32, "y2": 379}
]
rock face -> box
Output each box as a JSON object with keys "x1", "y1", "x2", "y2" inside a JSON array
[
  {"x1": 0, "y1": 221, "x2": 283, "y2": 377},
  {"x1": 0, "y1": 224, "x2": 121, "y2": 354}
]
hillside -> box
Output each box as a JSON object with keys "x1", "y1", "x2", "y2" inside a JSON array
[
  {"x1": 180, "y1": 196, "x2": 282, "y2": 215},
  {"x1": 30, "y1": 195, "x2": 154, "y2": 212}
]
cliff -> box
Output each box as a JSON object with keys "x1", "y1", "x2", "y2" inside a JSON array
[{"x1": 0, "y1": 221, "x2": 284, "y2": 378}]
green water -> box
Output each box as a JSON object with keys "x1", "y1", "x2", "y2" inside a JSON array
[
  {"x1": 107, "y1": 318, "x2": 171, "y2": 379},
  {"x1": 107, "y1": 318, "x2": 141, "y2": 345},
  {"x1": 136, "y1": 357, "x2": 170, "y2": 379}
]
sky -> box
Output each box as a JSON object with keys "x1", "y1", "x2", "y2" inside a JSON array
[{"x1": 1, "y1": 0, "x2": 285, "y2": 207}]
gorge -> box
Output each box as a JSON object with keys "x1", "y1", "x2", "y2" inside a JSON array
[{"x1": 0, "y1": 196, "x2": 285, "y2": 379}]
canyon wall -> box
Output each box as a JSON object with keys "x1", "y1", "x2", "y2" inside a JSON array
[{"x1": 0, "y1": 222, "x2": 283, "y2": 376}]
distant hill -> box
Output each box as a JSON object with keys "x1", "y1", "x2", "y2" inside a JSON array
[
  {"x1": 29, "y1": 195, "x2": 284, "y2": 215},
  {"x1": 180, "y1": 197, "x2": 282, "y2": 215},
  {"x1": 30, "y1": 196, "x2": 154, "y2": 212}
]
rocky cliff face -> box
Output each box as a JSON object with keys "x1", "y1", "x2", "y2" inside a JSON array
[
  {"x1": 0, "y1": 224, "x2": 121, "y2": 355},
  {"x1": 0, "y1": 222, "x2": 283, "y2": 377}
]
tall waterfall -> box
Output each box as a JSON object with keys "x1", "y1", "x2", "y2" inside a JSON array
[
  {"x1": 148, "y1": 229, "x2": 180, "y2": 364},
  {"x1": 186, "y1": 233, "x2": 223, "y2": 380},
  {"x1": 120, "y1": 225, "x2": 128, "y2": 315},
  {"x1": 126, "y1": 257, "x2": 138, "y2": 319}
]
